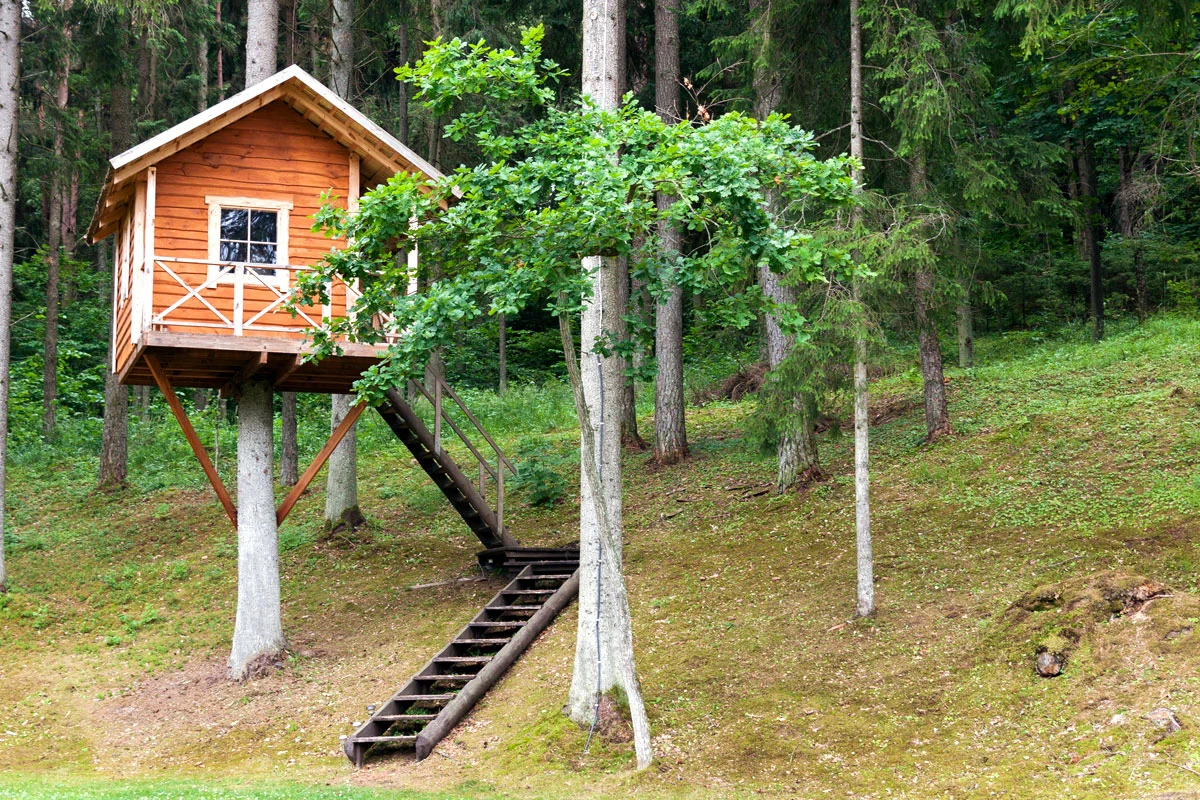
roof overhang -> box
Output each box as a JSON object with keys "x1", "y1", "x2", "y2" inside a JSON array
[{"x1": 87, "y1": 65, "x2": 446, "y2": 243}]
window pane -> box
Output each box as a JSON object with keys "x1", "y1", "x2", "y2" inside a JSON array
[
  {"x1": 249, "y1": 243, "x2": 277, "y2": 264},
  {"x1": 220, "y1": 209, "x2": 248, "y2": 240},
  {"x1": 250, "y1": 210, "x2": 277, "y2": 243},
  {"x1": 219, "y1": 241, "x2": 247, "y2": 262}
]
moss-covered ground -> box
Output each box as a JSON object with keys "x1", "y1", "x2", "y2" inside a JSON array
[{"x1": 2, "y1": 316, "x2": 1200, "y2": 798}]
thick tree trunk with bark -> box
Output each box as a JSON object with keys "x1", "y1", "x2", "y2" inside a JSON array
[
  {"x1": 229, "y1": 379, "x2": 286, "y2": 679},
  {"x1": 1078, "y1": 140, "x2": 1104, "y2": 342},
  {"x1": 324, "y1": 393, "x2": 364, "y2": 530},
  {"x1": 1118, "y1": 146, "x2": 1148, "y2": 322},
  {"x1": 0, "y1": 0, "x2": 19, "y2": 591},
  {"x1": 229, "y1": 0, "x2": 287, "y2": 682},
  {"x1": 652, "y1": 0, "x2": 685, "y2": 464},
  {"x1": 245, "y1": 0, "x2": 279, "y2": 87},
  {"x1": 279, "y1": 391, "x2": 298, "y2": 486},
  {"x1": 330, "y1": 0, "x2": 353, "y2": 99},
  {"x1": 566, "y1": 0, "x2": 651, "y2": 769}
]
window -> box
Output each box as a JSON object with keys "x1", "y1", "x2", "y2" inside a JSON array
[{"x1": 206, "y1": 196, "x2": 292, "y2": 287}]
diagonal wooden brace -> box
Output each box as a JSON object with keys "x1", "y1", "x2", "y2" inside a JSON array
[
  {"x1": 275, "y1": 399, "x2": 367, "y2": 526},
  {"x1": 145, "y1": 353, "x2": 239, "y2": 527}
]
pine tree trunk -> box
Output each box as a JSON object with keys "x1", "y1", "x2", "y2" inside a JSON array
[
  {"x1": 1118, "y1": 145, "x2": 1148, "y2": 322},
  {"x1": 909, "y1": 150, "x2": 950, "y2": 440},
  {"x1": 956, "y1": 275, "x2": 973, "y2": 368},
  {"x1": 279, "y1": 391, "x2": 298, "y2": 486},
  {"x1": 215, "y1": 0, "x2": 224, "y2": 102},
  {"x1": 0, "y1": 0, "x2": 20, "y2": 591},
  {"x1": 229, "y1": 378, "x2": 287, "y2": 679},
  {"x1": 43, "y1": 34, "x2": 71, "y2": 440},
  {"x1": 245, "y1": 0, "x2": 279, "y2": 87},
  {"x1": 566, "y1": 0, "x2": 651, "y2": 769},
  {"x1": 330, "y1": 0, "x2": 353, "y2": 99},
  {"x1": 396, "y1": 5, "x2": 409, "y2": 145},
  {"x1": 324, "y1": 393, "x2": 364, "y2": 531},
  {"x1": 197, "y1": 35, "x2": 209, "y2": 111},
  {"x1": 652, "y1": 0, "x2": 685, "y2": 464},
  {"x1": 1078, "y1": 140, "x2": 1104, "y2": 341},
  {"x1": 617, "y1": 253, "x2": 644, "y2": 449}
]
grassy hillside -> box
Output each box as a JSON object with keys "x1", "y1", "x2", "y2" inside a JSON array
[{"x1": 2, "y1": 316, "x2": 1200, "y2": 799}]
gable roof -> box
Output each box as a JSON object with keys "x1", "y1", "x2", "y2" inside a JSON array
[{"x1": 87, "y1": 65, "x2": 442, "y2": 243}]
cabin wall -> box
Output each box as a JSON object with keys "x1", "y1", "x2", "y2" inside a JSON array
[
  {"x1": 148, "y1": 99, "x2": 355, "y2": 338},
  {"x1": 111, "y1": 210, "x2": 137, "y2": 376}
]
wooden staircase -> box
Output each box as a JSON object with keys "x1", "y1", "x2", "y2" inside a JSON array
[
  {"x1": 376, "y1": 384, "x2": 518, "y2": 550},
  {"x1": 342, "y1": 547, "x2": 581, "y2": 765}
]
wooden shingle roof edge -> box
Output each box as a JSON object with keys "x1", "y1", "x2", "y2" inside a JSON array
[{"x1": 87, "y1": 65, "x2": 452, "y2": 244}]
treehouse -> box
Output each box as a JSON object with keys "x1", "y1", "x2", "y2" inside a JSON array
[
  {"x1": 85, "y1": 66, "x2": 582, "y2": 765},
  {"x1": 86, "y1": 64, "x2": 430, "y2": 395}
]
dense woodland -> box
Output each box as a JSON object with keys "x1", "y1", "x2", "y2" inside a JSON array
[
  {"x1": 1, "y1": 0, "x2": 1200, "y2": 794},
  {"x1": 6, "y1": 0, "x2": 1200, "y2": 453}
]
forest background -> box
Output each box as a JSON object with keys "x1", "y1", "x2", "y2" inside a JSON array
[{"x1": 8, "y1": 0, "x2": 1200, "y2": 472}]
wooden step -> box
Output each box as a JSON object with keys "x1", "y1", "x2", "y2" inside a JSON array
[
  {"x1": 435, "y1": 656, "x2": 492, "y2": 665},
  {"x1": 414, "y1": 673, "x2": 476, "y2": 682},
  {"x1": 390, "y1": 693, "x2": 456, "y2": 704},
  {"x1": 350, "y1": 734, "x2": 419, "y2": 744},
  {"x1": 486, "y1": 605, "x2": 543, "y2": 612},
  {"x1": 452, "y1": 638, "x2": 510, "y2": 646},
  {"x1": 371, "y1": 714, "x2": 438, "y2": 723},
  {"x1": 470, "y1": 620, "x2": 527, "y2": 628},
  {"x1": 503, "y1": 589, "x2": 557, "y2": 596}
]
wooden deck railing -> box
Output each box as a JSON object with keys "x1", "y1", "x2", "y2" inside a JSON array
[
  {"x1": 409, "y1": 371, "x2": 518, "y2": 538},
  {"x1": 148, "y1": 256, "x2": 399, "y2": 342}
]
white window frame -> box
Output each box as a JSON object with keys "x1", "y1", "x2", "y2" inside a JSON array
[{"x1": 205, "y1": 196, "x2": 293, "y2": 289}]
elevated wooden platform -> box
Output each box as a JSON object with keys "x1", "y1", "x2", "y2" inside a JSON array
[{"x1": 118, "y1": 330, "x2": 385, "y2": 394}]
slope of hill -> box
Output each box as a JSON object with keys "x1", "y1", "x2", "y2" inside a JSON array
[{"x1": 2, "y1": 316, "x2": 1199, "y2": 799}]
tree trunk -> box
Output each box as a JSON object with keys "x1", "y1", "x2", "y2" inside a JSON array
[
  {"x1": 497, "y1": 312, "x2": 507, "y2": 396},
  {"x1": 652, "y1": 0, "x2": 685, "y2": 464},
  {"x1": 98, "y1": 74, "x2": 132, "y2": 490},
  {"x1": 44, "y1": 46, "x2": 69, "y2": 440},
  {"x1": 325, "y1": 23, "x2": 361, "y2": 529},
  {"x1": 396, "y1": 5, "x2": 409, "y2": 145},
  {"x1": 1118, "y1": 145, "x2": 1148, "y2": 322},
  {"x1": 1078, "y1": 139, "x2": 1104, "y2": 341},
  {"x1": 325, "y1": 392, "x2": 364, "y2": 531},
  {"x1": 617, "y1": 253, "x2": 644, "y2": 449},
  {"x1": 909, "y1": 150, "x2": 950, "y2": 440},
  {"x1": 956, "y1": 275, "x2": 973, "y2": 368},
  {"x1": 330, "y1": 0, "x2": 352, "y2": 99},
  {"x1": 215, "y1": 0, "x2": 224, "y2": 102},
  {"x1": 0, "y1": 0, "x2": 20, "y2": 591},
  {"x1": 849, "y1": 0, "x2": 872, "y2": 617},
  {"x1": 245, "y1": 0, "x2": 279, "y2": 87},
  {"x1": 197, "y1": 34, "x2": 209, "y2": 111},
  {"x1": 566, "y1": 0, "x2": 651, "y2": 770},
  {"x1": 279, "y1": 391, "x2": 298, "y2": 486},
  {"x1": 229, "y1": 378, "x2": 287, "y2": 679}
]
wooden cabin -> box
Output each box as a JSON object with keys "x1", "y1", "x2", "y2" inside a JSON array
[{"x1": 86, "y1": 65, "x2": 436, "y2": 395}]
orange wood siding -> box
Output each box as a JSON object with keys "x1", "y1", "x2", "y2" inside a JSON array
[
  {"x1": 113, "y1": 213, "x2": 136, "y2": 376},
  {"x1": 151, "y1": 100, "x2": 354, "y2": 335}
]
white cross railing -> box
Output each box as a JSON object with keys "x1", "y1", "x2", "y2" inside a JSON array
[{"x1": 148, "y1": 256, "x2": 398, "y2": 343}]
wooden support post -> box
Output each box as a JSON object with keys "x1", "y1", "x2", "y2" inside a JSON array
[
  {"x1": 144, "y1": 353, "x2": 238, "y2": 527},
  {"x1": 275, "y1": 399, "x2": 367, "y2": 526}
]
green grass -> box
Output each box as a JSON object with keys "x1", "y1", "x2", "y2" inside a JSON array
[
  {"x1": 0, "y1": 778, "x2": 502, "y2": 800},
  {"x1": 3, "y1": 314, "x2": 1200, "y2": 798}
]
